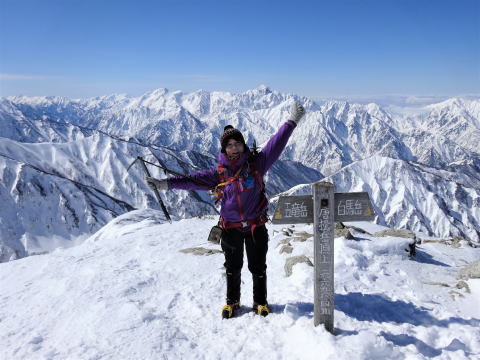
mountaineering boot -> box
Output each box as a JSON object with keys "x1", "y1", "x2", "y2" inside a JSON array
[
  {"x1": 252, "y1": 273, "x2": 267, "y2": 305},
  {"x1": 252, "y1": 273, "x2": 269, "y2": 316},
  {"x1": 253, "y1": 302, "x2": 270, "y2": 317},
  {"x1": 226, "y1": 270, "x2": 241, "y2": 306},
  {"x1": 222, "y1": 302, "x2": 240, "y2": 319}
]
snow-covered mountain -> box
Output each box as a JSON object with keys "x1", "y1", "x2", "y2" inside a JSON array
[
  {"x1": 0, "y1": 99, "x2": 95, "y2": 143},
  {"x1": 421, "y1": 98, "x2": 480, "y2": 155},
  {"x1": 7, "y1": 89, "x2": 479, "y2": 176},
  {"x1": 1, "y1": 86, "x2": 479, "y2": 261}
]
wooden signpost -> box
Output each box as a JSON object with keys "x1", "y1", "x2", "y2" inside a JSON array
[{"x1": 272, "y1": 182, "x2": 376, "y2": 333}]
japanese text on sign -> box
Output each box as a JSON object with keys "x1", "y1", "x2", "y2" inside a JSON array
[
  {"x1": 284, "y1": 202, "x2": 308, "y2": 218},
  {"x1": 317, "y1": 208, "x2": 329, "y2": 231},
  {"x1": 337, "y1": 199, "x2": 362, "y2": 216},
  {"x1": 317, "y1": 208, "x2": 332, "y2": 263}
]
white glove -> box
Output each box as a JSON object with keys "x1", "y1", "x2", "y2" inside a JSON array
[
  {"x1": 288, "y1": 102, "x2": 306, "y2": 124},
  {"x1": 146, "y1": 176, "x2": 169, "y2": 191}
]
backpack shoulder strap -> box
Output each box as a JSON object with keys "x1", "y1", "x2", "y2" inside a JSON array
[
  {"x1": 217, "y1": 164, "x2": 227, "y2": 182},
  {"x1": 248, "y1": 153, "x2": 264, "y2": 189}
]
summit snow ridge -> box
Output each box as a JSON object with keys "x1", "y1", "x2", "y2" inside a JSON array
[
  {"x1": 1, "y1": 86, "x2": 479, "y2": 260},
  {"x1": 1, "y1": 210, "x2": 479, "y2": 359}
]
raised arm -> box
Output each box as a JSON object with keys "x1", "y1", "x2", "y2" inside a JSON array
[
  {"x1": 168, "y1": 168, "x2": 219, "y2": 191},
  {"x1": 146, "y1": 168, "x2": 219, "y2": 192},
  {"x1": 256, "y1": 102, "x2": 305, "y2": 175}
]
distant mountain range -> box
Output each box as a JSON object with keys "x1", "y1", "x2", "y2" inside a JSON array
[{"x1": 1, "y1": 86, "x2": 479, "y2": 261}]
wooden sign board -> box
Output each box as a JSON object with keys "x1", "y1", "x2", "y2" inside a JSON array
[
  {"x1": 334, "y1": 192, "x2": 375, "y2": 222},
  {"x1": 272, "y1": 195, "x2": 314, "y2": 224},
  {"x1": 272, "y1": 192, "x2": 375, "y2": 224}
]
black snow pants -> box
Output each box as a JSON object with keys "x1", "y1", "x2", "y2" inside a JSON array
[{"x1": 221, "y1": 225, "x2": 269, "y2": 306}]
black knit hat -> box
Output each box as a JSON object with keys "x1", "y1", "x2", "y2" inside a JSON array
[{"x1": 220, "y1": 125, "x2": 246, "y2": 153}]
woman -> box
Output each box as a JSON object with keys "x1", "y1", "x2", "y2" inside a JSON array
[{"x1": 146, "y1": 102, "x2": 305, "y2": 318}]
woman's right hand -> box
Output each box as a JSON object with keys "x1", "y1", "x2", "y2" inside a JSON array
[{"x1": 289, "y1": 102, "x2": 306, "y2": 124}]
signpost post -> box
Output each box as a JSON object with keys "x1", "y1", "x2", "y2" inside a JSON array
[
  {"x1": 272, "y1": 183, "x2": 375, "y2": 333},
  {"x1": 313, "y1": 181, "x2": 334, "y2": 331}
]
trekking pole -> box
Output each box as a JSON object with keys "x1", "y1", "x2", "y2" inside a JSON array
[
  {"x1": 128, "y1": 156, "x2": 172, "y2": 223},
  {"x1": 141, "y1": 158, "x2": 189, "y2": 178}
]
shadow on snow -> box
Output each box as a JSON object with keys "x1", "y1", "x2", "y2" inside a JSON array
[
  {"x1": 273, "y1": 292, "x2": 479, "y2": 329},
  {"x1": 274, "y1": 293, "x2": 478, "y2": 354},
  {"x1": 275, "y1": 293, "x2": 479, "y2": 329},
  {"x1": 411, "y1": 248, "x2": 451, "y2": 267},
  {"x1": 379, "y1": 332, "x2": 473, "y2": 358},
  {"x1": 334, "y1": 292, "x2": 479, "y2": 327}
]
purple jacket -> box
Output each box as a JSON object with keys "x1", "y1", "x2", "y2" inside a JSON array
[{"x1": 168, "y1": 121, "x2": 297, "y2": 222}]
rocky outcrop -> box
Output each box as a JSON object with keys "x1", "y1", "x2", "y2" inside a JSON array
[
  {"x1": 457, "y1": 260, "x2": 480, "y2": 280},
  {"x1": 179, "y1": 247, "x2": 223, "y2": 256},
  {"x1": 284, "y1": 255, "x2": 313, "y2": 277}
]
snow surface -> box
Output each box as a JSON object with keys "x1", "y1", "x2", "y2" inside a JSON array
[{"x1": 1, "y1": 209, "x2": 479, "y2": 359}]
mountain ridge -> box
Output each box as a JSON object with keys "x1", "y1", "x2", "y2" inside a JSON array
[{"x1": 1, "y1": 86, "x2": 479, "y2": 261}]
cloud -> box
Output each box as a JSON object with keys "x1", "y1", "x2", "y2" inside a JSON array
[
  {"x1": 0, "y1": 74, "x2": 50, "y2": 80},
  {"x1": 314, "y1": 94, "x2": 472, "y2": 108},
  {"x1": 404, "y1": 95, "x2": 449, "y2": 105}
]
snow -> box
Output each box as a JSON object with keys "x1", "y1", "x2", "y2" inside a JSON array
[{"x1": 1, "y1": 209, "x2": 479, "y2": 359}]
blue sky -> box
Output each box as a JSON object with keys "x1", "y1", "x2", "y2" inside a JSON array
[{"x1": 0, "y1": 0, "x2": 479, "y2": 100}]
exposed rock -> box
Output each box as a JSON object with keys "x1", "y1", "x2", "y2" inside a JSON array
[
  {"x1": 179, "y1": 247, "x2": 223, "y2": 256},
  {"x1": 291, "y1": 236, "x2": 309, "y2": 242},
  {"x1": 422, "y1": 239, "x2": 442, "y2": 244},
  {"x1": 279, "y1": 245, "x2": 293, "y2": 254},
  {"x1": 450, "y1": 236, "x2": 464, "y2": 248},
  {"x1": 449, "y1": 290, "x2": 465, "y2": 300},
  {"x1": 334, "y1": 228, "x2": 355, "y2": 239},
  {"x1": 373, "y1": 229, "x2": 416, "y2": 239},
  {"x1": 284, "y1": 255, "x2": 313, "y2": 277},
  {"x1": 423, "y1": 237, "x2": 478, "y2": 248},
  {"x1": 455, "y1": 280, "x2": 471, "y2": 293},
  {"x1": 277, "y1": 238, "x2": 292, "y2": 246},
  {"x1": 335, "y1": 222, "x2": 345, "y2": 230},
  {"x1": 423, "y1": 281, "x2": 450, "y2": 287},
  {"x1": 457, "y1": 260, "x2": 480, "y2": 280},
  {"x1": 336, "y1": 222, "x2": 368, "y2": 234},
  {"x1": 292, "y1": 231, "x2": 313, "y2": 240},
  {"x1": 407, "y1": 241, "x2": 417, "y2": 258},
  {"x1": 347, "y1": 225, "x2": 368, "y2": 234}
]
